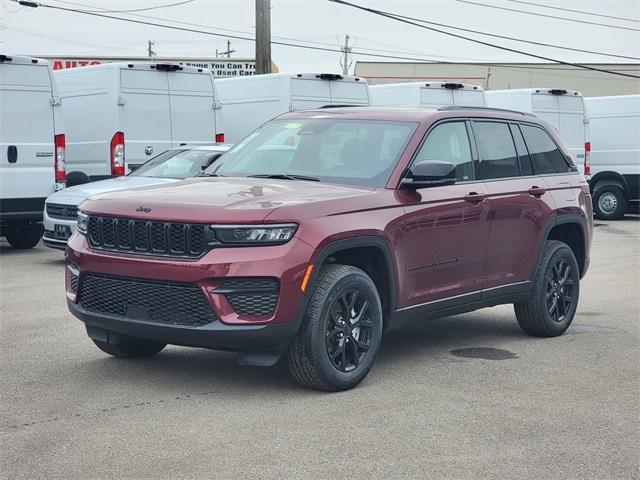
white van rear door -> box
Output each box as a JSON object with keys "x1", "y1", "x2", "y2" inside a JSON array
[
  {"x1": 420, "y1": 87, "x2": 454, "y2": 108},
  {"x1": 120, "y1": 68, "x2": 172, "y2": 167},
  {"x1": 290, "y1": 77, "x2": 332, "y2": 109},
  {"x1": 168, "y1": 71, "x2": 216, "y2": 147},
  {"x1": 557, "y1": 95, "x2": 587, "y2": 164},
  {"x1": 532, "y1": 93, "x2": 560, "y2": 128},
  {"x1": 0, "y1": 62, "x2": 55, "y2": 200},
  {"x1": 328, "y1": 79, "x2": 369, "y2": 106},
  {"x1": 453, "y1": 89, "x2": 485, "y2": 107}
]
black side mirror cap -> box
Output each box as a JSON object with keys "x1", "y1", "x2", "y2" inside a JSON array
[{"x1": 401, "y1": 160, "x2": 457, "y2": 189}]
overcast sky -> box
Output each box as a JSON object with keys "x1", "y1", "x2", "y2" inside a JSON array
[{"x1": 1, "y1": 0, "x2": 639, "y2": 72}]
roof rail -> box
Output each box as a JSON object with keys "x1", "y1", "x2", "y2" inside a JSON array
[
  {"x1": 437, "y1": 105, "x2": 537, "y2": 118},
  {"x1": 318, "y1": 104, "x2": 366, "y2": 109}
]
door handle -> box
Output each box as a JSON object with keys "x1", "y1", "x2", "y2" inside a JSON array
[
  {"x1": 528, "y1": 186, "x2": 546, "y2": 197},
  {"x1": 7, "y1": 145, "x2": 17, "y2": 163},
  {"x1": 464, "y1": 192, "x2": 486, "y2": 203}
]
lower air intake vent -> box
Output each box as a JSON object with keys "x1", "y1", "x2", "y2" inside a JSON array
[{"x1": 78, "y1": 273, "x2": 217, "y2": 327}]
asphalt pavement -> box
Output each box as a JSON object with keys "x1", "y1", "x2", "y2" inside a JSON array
[{"x1": 1, "y1": 217, "x2": 639, "y2": 479}]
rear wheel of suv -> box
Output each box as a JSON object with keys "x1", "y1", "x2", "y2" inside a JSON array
[
  {"x1": 287, "y1": 264, "x2": 383, "y2": 391},
  {"x1": 593, "y1": 185, "x2": 627, "y2": 220},
  {"x1": 5, "y1": 223, "x2": 43, "y2": 249},
  {"x1": 514, "y1": 240, "x2": 580, "y2": 337},
  {"x1": 92, "y1": 339, "x2": 166, "y2": 358}
]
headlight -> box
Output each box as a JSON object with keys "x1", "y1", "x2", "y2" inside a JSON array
[
  {"x1": 211, "y1": 224, "x2": 297, "y2": 245},
  {"x1": 77, "y1": 211, "x2": 89, "y2": 234}
]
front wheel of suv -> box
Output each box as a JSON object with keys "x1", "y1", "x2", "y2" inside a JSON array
[
  {"x1": 92, "y1": 339, "x2": 166, "y2": 358},
  {"x1": 514, "y1": 240, "x2": 580, "y2": 337},
  {"x1": 287, "y1": 264, "x2": 383, "y2": 391}
]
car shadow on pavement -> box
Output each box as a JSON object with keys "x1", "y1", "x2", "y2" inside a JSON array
[{"x1": 73, "y1": 311, "x2": 527, "y2": 395}]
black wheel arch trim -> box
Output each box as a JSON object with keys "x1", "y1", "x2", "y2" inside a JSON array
[
  {"x1": 590, "y1": 172, "x2": 629, "y2": 197},
  {"x1": 531, "y1": 213, "x2": 589, "y2": 280},
  {"x1": 294, "y1": 235, "x2": 400, "y2": 329}
]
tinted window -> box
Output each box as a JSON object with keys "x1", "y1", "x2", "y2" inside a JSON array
[
  {"x1": 209, "y1": 119, "x2": 417, "y2": 188},
  {"x1": 414, "y1": 122, "x2": 474, "y2": 182},
  {"x1": 473, "y1": 122, "x2": 520, "y2": 179},
  {"x1": 510, "y1": 124, "x2": 534, "y2": 176},
  {"x1": 520, "y1": 124, "x2": 571, "y2": 174}
]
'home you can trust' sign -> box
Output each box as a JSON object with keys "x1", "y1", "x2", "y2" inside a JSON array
[{"x1": 182, "y1": 61, "x2": 256, "y2": 76}]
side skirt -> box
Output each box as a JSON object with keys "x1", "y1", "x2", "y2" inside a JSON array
[{"x1": 386, "y1": 281, "x2": 531, "y2": 330}]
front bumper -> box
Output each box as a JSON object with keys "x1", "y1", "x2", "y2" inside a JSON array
[
  {"x1": 65, "y1": 233, "x2": 314, "y2": 352},
  {"x1": 43, "y1": 206, "x2": 77, "y2": 250}
]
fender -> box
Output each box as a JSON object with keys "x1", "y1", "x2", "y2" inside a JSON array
[
  {"x1": 530, "y1": 213, "x2": 590, "y2": 280},
  {"x1": 291, "y1": 235, "x2": 400, "y2": 330},
  {"x1": 590, "y1": 172, "x2": 629, "y2": 197}
]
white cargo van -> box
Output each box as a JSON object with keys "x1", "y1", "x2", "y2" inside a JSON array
[
  {"x1": 370, "y1": 81, "x2": 485, "y2": 108},
  {"x1": 0, "y1": 54, "x2": 65, "y2": 249},
  {"x1": 584, "y1": 95, "x2": 639, "y2": 220},
  {"x1": 54, "y1": 62, "x2": 222, "y2": 184},
  {"x1": 215, "y1": 73, "x2": 370, "y2": 143},
  {"x1": 485, "y1": 88, "x2": 590, "y2": 176}
]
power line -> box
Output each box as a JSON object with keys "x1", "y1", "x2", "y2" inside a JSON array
[
  {"x1": 453, "y1": 0, "x2": 640, "y2": 32},
  {"x1": 67, "y1": 0, "x2": 196, "y2": 14},
  {"x1": 328, "y1": 0, "x2": 640, "y2": 79},
  {"x1": 11, "y1": 0, "x2": 640, "y2": 78},
  {"x1": 503, "y1": 0, "x2": 640, "y2": 24},
  {"x1": 48, "y1": 0, "x2": 638, "y2": 63},
  {"x1": 363, "y1": 6, "x2": 640, "y2": 61}
]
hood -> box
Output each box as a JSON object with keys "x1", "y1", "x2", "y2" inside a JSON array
[
  {"x1": 80, "y1": 177, "x2": 379, "y2": 223},
  {"x1": 49, "y1": 176, "x2": 178, "y2": 203}
]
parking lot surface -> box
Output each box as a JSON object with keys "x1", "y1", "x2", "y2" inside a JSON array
[{"x1": 1, "y1": 217, "x2": 639, "y2": 479}]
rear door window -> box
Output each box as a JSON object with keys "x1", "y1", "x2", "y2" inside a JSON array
[
  {"x1": 510, "y1": 124, "x2": 534, "y2": 176},
  {"x1": 472, "y1": 121, "x2": 520, "y2": 179},
  {"x1": 520, "y1": 124, "x2": 571, "y2": 174},
  {"x1": 413, "y1": 121, "x2": 474, "y2": 182}
]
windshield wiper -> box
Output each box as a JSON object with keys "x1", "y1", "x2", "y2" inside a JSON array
[
  {"x1": 199, "y1": 172, "x2": 226, "y2": 177},
  {"x1": 247, "y1": 173, "x2": 320, "y2": 182}
]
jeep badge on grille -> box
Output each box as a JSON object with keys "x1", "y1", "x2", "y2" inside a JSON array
[{"x1": 136, "y1": 206, "x2": 152, "y2": 213}]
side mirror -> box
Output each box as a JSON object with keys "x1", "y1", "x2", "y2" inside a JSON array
[{"x1": 401, "y1": 160, "x2": 457, "y2": 189}]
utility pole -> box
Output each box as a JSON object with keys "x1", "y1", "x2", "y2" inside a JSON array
[
  {"x1": 217, "y1": 40, "x2": 236, "y2": 58},
  {"x1": 255, "y1": 0, "x2": 271, "y2": 75},
  {"x1": 147, "y1": 40, "x2": 156, "y2": 58},
  {"x1": 339, "y1": 34, "x2": 352, "y2": 76}
]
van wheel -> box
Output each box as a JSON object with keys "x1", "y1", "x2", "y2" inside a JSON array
[
  {"x1": 92, "y1": 339, "x2": 166, "y2": 358},
  {"x1": 287, "y1": 264, "x2": 383, "y2": 391},
  {"x1": 593, "y1": 185, "x2": 626, "y2": 220},
  {"x1": 5, "y1": 223, "x2": 43, "y2": 249},
  {"x1": 514, "y1": 240, "x2": 579, "y2": 337},
  {"x1": 65, "y1": 171, "x2": 91, "y2": 187}
]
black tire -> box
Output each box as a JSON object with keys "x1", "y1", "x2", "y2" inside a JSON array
[
  {"x1": 287, "y1": 264, "x2": 383, "y2": 391},
  {"x1": 593, "y1": 185, "x2": 627, "y2": 220},
  {"x1": 92, "y1": 339, "x2": 166, "y2": 358},
  {"x1": 514, "y1": 240, "x2": 580, "y2": 337},
  {"x1": 65, "y1": 171, "x2": 91, "y2": 187},
  {"x1": 5, "y1": 223, "x2": 43, "y2": 249}
]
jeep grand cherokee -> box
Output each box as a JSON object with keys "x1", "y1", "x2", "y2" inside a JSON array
[{"x1": 65, "y1": 107, "x2": 592, "y2": 391}]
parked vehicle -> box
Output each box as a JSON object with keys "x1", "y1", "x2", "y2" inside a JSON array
[
  {"x1": 66, "y1": 107, "x2": 592, "y2": 391},
  {"x1": 584, "y1": 95, "x2": 640, "y2": 220},
  {"x1": 0, "y1": 54, "x2": 65, "y2": 249},
  {"x1": 54, "y1": 62, "x2": 223, "y2": 185},
  {"x1": 370, "y1": 81, "x2": 485, "y2": 108},
  {"x1": 485, "y1": 88, "x2": 590, "y2": 177},
  {"x1": 215, "y1": 73, "x2": 370, "y2": 143},
  {"x1": 43, "y1": 144, "x2": 230, "y2": 250}
]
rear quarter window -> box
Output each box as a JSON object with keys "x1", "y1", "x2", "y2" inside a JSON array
[{"x1": 520, "y1": 124, "x2": 572, "y2": 174}]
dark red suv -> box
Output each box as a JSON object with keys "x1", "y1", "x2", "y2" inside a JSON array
[{"x1": 66, "y1": 107, "x2": 592, "y2": 391}]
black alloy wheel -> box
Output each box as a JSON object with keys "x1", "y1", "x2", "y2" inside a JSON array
[{"x1": 325, "y1": 289, "x2": 374, "y2": 372}]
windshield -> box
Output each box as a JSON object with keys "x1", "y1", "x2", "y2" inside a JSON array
[
  {"x1": 205, "y1": 119, "x2": 417, "y2": 187},
  {"x1": 131, "y1": 149, "x2": 224, "y2": 179}
]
